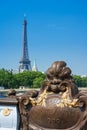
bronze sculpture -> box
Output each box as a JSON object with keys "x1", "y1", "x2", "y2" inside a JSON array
[
  {"x1": 1, "y1": 61, "x2": 87, "y2": 130},
  {"x1": 16, "y1": 61, "x2": 87, "y2": 130}
]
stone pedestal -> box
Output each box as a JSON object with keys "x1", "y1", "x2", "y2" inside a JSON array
[{"x1": 0, "y1": 98, "x2": 20, "y2": 130}]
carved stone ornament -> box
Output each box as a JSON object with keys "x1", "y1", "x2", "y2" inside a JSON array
[
  {"x1": 2, "y1": 108, "x2": 11, "y2": 116},
  {"x1": 9, "y1": 61, "x2": 87, "y2": 130}
]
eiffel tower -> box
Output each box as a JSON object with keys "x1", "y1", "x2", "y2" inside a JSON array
[{"x1": 19, "y1": 17, "x2": 31, "y2": 72}]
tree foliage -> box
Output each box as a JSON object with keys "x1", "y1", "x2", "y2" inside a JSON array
[
  {"x1": 0, "y1": 68, "x2": 87, "y2": 88},
  {"x1": 0, "y1": 69, "x2": 46, "y2": 89},
  {"x1": 73, "y1": 75, "x2": 87, "y2": 87}
]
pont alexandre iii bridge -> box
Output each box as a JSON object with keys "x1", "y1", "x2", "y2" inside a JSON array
[{"x1": 0, "y1": 61, "x2": 87, "y2": 130}]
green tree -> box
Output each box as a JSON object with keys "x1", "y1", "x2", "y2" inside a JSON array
[
  {"x1": 73, "y1": 75, "x2": 87, "y2": 87},
  {"x1": 33, "y1": 77, "x2": 44, "y2": 88},
  {"x1": 13, "y1": 71, "x2": 45, "y2": 88}
]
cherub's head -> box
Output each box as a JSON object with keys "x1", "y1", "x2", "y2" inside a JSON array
[{"x1": 46, "y1": 61, "x2": 71, "y2": 83}]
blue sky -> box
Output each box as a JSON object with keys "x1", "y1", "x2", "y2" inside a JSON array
[{"x1": 0, "y1": 0, "x2": 87, "y2": 75}]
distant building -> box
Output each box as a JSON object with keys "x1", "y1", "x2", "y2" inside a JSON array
[
  {"x1": 32, "y1": 59, "x2": 38, "y2": 72},
  {"x1": 0, "y1": 86, "x2": 4, "y2": 90}
]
